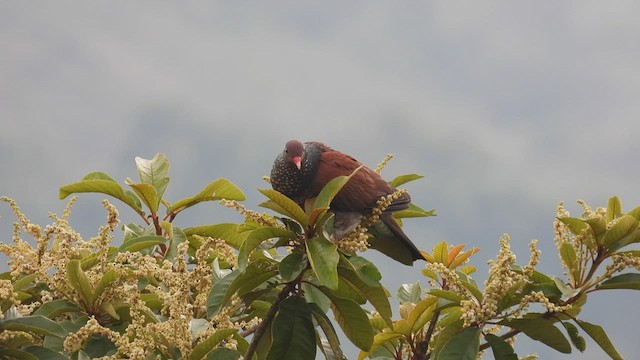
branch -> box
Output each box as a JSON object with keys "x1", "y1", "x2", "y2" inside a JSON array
[{"x1": 244, "y1": 282, "x2": 295, "y2": 359}]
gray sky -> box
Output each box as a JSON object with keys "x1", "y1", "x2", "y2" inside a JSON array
[{"x1": 2, "y1": 2, "x2": 640, "y2": 359}]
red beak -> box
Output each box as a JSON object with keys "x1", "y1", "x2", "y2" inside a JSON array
[{"x1": 293, "y1": 156, "x2": 302, "y2": 169}]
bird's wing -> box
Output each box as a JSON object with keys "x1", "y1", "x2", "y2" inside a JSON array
[{"x1": 309, "y1": 149, "x2": 400, "y2": 212}]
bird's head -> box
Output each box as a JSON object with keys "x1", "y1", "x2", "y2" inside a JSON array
[{"x1": 284, "y1": 140, "x2": 304, "y2": 169}]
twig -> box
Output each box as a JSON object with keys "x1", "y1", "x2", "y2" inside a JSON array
[{"x1": 244, "y1": 282, "x2": 295, "y2": 359}]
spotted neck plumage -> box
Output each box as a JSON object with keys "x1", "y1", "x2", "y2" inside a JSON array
[{"x1": 270, "y1": 142, "x2": 322, "y2": 204}]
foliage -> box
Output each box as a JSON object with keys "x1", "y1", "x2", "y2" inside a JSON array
[{"x1": 1, "y1": 153, "x2": 639, "y2": 359}]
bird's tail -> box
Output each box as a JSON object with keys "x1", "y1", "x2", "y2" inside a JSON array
[{"x1": 368, "y1": 213, "x2": 426, "y2": 265}]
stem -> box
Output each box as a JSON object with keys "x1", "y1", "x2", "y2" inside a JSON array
[
  {"x1": 245, "y1": 282, "x2": 295, "y2": 360},
  {"x1": 419, "y1": 310, "x2": 441, "y2": 360},
  {"x1": 478, "y1": 328, "x2": 521, "y2": 351}
]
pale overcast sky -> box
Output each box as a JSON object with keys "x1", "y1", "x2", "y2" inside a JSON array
[{"x1": 2, "y1": 2, "x2": 640, "y2": 359}]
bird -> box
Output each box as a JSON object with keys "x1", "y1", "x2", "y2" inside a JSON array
[{"x1": 270, "y1": 140, "x2": 425, "y2": 265}]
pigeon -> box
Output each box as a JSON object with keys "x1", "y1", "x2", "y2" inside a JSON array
[{"x1": 270, "y1": 140, "x2": 425, "y2": 265}]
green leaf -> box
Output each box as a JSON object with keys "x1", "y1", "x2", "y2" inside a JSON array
[
  {"x1": 33, "y1": 299, "x2": 80, "y2": 319},
  {"x1": 575, "y1": 319, "x2": 623, "y2": 360},
  {"x1": 319, "y1": 287, "x2": 374, "y2": 351},
  {"x1": 189, "y1": 328, "x2": 237, "y2": 360},
  {"x1": 167, "y1": 178, "x2": 246, "y2": 213},
  {"x1": 66, "y1": 259, "x2": 93, "y2": 307},
  {"x1": 606, "y1": 196, "x2": 622, "y2": 223},
  {"x1": 135, "y1": 153, "x2": 170, "y2": 200},
  {"x1": 259, "y1": 189, "x2": 308, "y2": 226},
  {"x1": 626, "y1": 206, "x2": 640, "y2": 221},
  {"x1": 184, "y1": 223, "x2": 245, "y2": 249},
  {"x1": 432, "y1": 319, "x2": 464, "y2": 358},
  {"x1": 118, "y1": 235, "x2": 166, "y2": 253},
  {"x1": 306, "y1": 237, "x2": 340, "y2": 290},
  {"x1": 206, "y1": 348, "x2": 242, "y2": 360},
  {"x1": 313, "y1": 166, "x2": 363, "y2": 210},
  {"x1": 279, "y1": 252, "x2": 308, "y2": 282},
  {"x1": 0, "y1": 315, "x2": 67, "y2": 338},
  {"x1": 388, "y1": 173, "x2": 424, "y2": 187},
  {"x1": 238, "y1": 227, "x2": 296, "y2": 270},
  {"x1": 0, "y1": 346, "x2": 38, "y2": 360},
  {"x1": 407, "y1": 296, "x2": 438, "y2": 333},
  {"x1": 559, "y1": 242, "x2": 580, "y2": 283},
  {"x1": 59, "y1": 177, "x2": 143, "y2": 215},
  {"x1": 397, "y1": 282, "x2": 422, "y2": 304},
  {"x1": 207, "y1": 269, "x2": 241, "y2": 318},
  {"x1": 484, "y1": 333, "x2": 518, "y2": 360},
  {"x1": 91, "y1": 269, "x2": 118, "y2": 304},
  {"x1": 309, "y1": 303, "x2": 344, "y2": 360},
  {"x1": 393, "y1": 203, "x2": 436, "y2": 219},
  {"x1": 433, "y1": 241, "x2": 448, "y2": 264},
  {"x1": 499, "y1": 318, "x2": 571, "y2": 353},
  {"x1": 126, "y1": 180, "x2": 160, "y2": 213},
  {"x1": 266, "y1": 297, "x2": 316, "y2": 360},
  {"x1": 357, "y1": 331, "x2": 403, "y2": 360},
  {"x1": 165, "y1": 226, "x2": 188, "y2": 262},
  {"x1": 338, "y1": 265, "x2": 392, "y2": 327},
  {"x1": 561, "y1": 321, "x2": 586, "y2": 352},
  {"x1": 603, "y1": 215, "x2": 639, "y2": 250},
  {"x1": 23, "y1": 346, "x2": 70, "y2": 360},
  {"x1": 596, "y1": 273, "x2": 640, "y2": 290},
  {"x1": 439, "y1": 327, "x2": 481, "y2": 360},
  {"x1": 427, "y1": 289, "x2": 464, "y2": 303},
  {"x1": 558, "y1": 217, "x2": 588, "y2": 235}
]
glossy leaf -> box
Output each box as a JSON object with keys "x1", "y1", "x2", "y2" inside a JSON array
[
  {"x1": 206, "y1": 348, "x2": 242, "y2": 360},
  {"x1": 484, "y1": 333, "x2": 518, "y2": 360},
  {"x1": 432, "y1": 319, "x2": 464, "y2": 358},
  {"x1": 559, "y1": 217, "x2": 588, "y2": 235},
  {"x1": 393, "y1": 203, "x2": 436, "y2": 219},
  {"x1": 596, "y1": 273, "x2": 640, "y2": 290},
  {"x1": 238, "y1": 227, "x2": 296, "y2": 270},
  {"x1": 499, "y1": 318, "x2": 571, "y2": 353},
  {"x1": 207, "y1": 269, "x2": 241, "y2": 317},
  {"x1": 91, "y1": 269, "x2": 118, "y2": 304},
  {"x1": 24, "y1": 346, "x2": 70, "y2": 360},
  {"x1": 118, "y1": 235, "x2": 166, "y2": 253},
  {"x1": 126, "y1": 180, "x2": 160, "y2": 213},
  {"x1": 448, "y1": 248, "x2": 480, "y2": 269},
  {"x1": 603, "y1": 215, "x2": 639, "y2": 250},
  {"x1": 259, "y1": 189, "x2": 308, "y2": 226},
  {"x1": 266, "y1": 297, "x2": 316, "y2": 360},
  {"x1": 165, "y1": 226, "x2": 187, "y2": 262},
  {"x1": 0, "y1": 346, "x2": 38, "y2": 360},
  {"x1": 167, "y1": 178, "x2": 245, "y2": 213},
  {"x1": 134, "y1": 153, "x2": 170, "y2": 199},
  {"x1": 0, "y1": 315, "x2": 67, "y2": 338},
  {"x1": 397, "y1": 282, "x2": 422, "y2": 304},
  {"x1": 407, "y1": 296, "x2": 438, "y2": 333},
  {"x1": 388, "y1": 173, "x2": 424, "y2": 187},
  {"x1": 575, "y1": 319, "x2": 623, "y2": 360},
  {"x1": 279, "y1": 252, "x2": 308, "y2": 282},
  {"x1": 184, "y1": 223, "x2": 245, "y2": 249},
  {"x1": 433, "y1": 241, "x2": 448, "y2": 264},
  {"x1": 66, "y1": 259, "x2": 93, "y2": 307},
  {"x1": 559, "y1": 242, "x2": 580, "y2": 283},
  {"x1": 320, "y1": 288, "x2": 374, "y2": 351},
  {"x1": 606, "y1": 196, "x2": 622, "y2": 223},
  {"x1": 189, "y1": 328, "x2": 237, "y2": 360},
  {"x1": 338, "y1": 265, "x2": 392, "y2": 327},
  {"x1": 562, "y1": 321, "x2": 586, "y2": 352},
  {"x1": 309, "y1": 303, "x2": 344, "y2": 360},
  {"x1": 59, "y1": 174, "x2": 143, "y2": 215},
  {"x1": 33, "y1": 299, "x2": 80, "y2": 319},
  {"x1": 439, "y1": 327, "x2": 481, "y2": 360},
  {"x1": 357, "y1": 332, "x2": 403, "y2": 360},
  {"x1": 306, "y1": 237, "x2": 339, "y2": 290}
]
